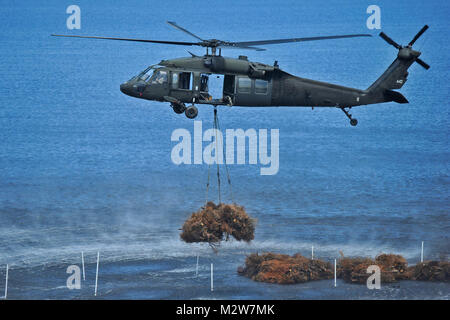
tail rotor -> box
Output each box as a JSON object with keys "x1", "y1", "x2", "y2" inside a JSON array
[
  {"x1": 408, "y1": 25, "x2": 429, "y2": 46},
  {"x1": 379, "y1": 25, "x2": 430, "y2": 70},
  {"x1": 379, "y1": 32, "x2": 401, "y2": 49}
]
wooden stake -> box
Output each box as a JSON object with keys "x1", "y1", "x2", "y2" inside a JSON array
[
  {"x1": 4, "y1": 264, "x2": 8, "y2": 299},
  {"x1": 81, "y1": 251, "x2": 86, "y2": 281},
  {"x1": 334, "y1": 259, "x2": 337, "y2": 287},
  {"x1": 196, "y1": 254, "x2": 199, "y2": 277},
  {"x1": 210, "y1": 263, "x2": 214, "y2": 292},
  {"x1": 421, "y1": 241, "x2": 424, "y2": 263},
  {"x1": 94, "y1": 252, "x2": 99, "y2": 296}
]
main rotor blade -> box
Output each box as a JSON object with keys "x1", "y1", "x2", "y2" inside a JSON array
[
  {"x1": 408, "y1": 25, "x2": 429, "y2": 46},
  {"x1": 219, "y1": 44, "x2": 266, "y2": 51},
  {"x1": 230, "y1": 34, "x2": 372, "y2": 47},
  {"x1": 379, "y1": 32, "x2": 401, "y2": 49},
  {"x1": 415, "y1": 58, "x2": 430, "y2": 70},
  {"x1": 166, "y1": 21, "x2": 204, "y2": 41},
  {"x1": 51, "y1": 34, "x2": 198, "y2": 46}
]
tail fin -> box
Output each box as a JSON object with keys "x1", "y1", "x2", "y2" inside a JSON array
[
  {"x1": 367, "y1": 57, "x2": 415, "y2": 92},
  {"x1": 367, "y1": 26, "x2": 429, "y2": 102}
]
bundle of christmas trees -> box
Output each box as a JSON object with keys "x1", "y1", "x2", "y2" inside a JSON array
[
  {"x1": 237, "y1": 253, "x2": 333, "y2": 284},
  {"x1": 180, "y1": 202, "x2": 256, "y2": 246}
]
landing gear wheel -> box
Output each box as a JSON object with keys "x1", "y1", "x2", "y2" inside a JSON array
[
  {"x1": 340, "y1": 107, "x2": 358, "y2": 127},
  {"x1": 185, "y1": 105, "x2": 198, "y2": 119},
  {"x1": 171, "y1": 103, "x2": 186, "y2": 114}
]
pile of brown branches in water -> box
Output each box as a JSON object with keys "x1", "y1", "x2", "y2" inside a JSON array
[
  {"x1": 180, "y1": 202, "x2": 256, "y2": 249},
  {"x1": 409, "y1": 261, "x2": 450, "y2": 282},
  {"x1": 338, "y1": 253, "x2": 410, "y2": 284},
  {"x1": 237, "y1": 252, "x2": 333, "y2": 284},
  {"x1": 237, "y1": 251, "x2": 449, "y2": 285}
]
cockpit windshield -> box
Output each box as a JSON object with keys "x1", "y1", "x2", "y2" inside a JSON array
[
  {"x1": 129, "y1": 65, "x2": 155, "y2": 82},
  {"x1": 129, "y1": 65, "x2": 168, "y2": 84}
]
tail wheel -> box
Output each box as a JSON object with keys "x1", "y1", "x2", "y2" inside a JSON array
[
  {"x1": 185, "y1": 105, "x2": 198, "y2": 119},
  {"x1": 340, "y1": 107, "x2": 358, "y2": 127}
]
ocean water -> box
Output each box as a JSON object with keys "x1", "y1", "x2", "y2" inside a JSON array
[{"x1": 0, "y1": 0, "x2": 449, "y2": 299}]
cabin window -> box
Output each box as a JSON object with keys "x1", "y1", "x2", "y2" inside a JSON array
[
  {"x1": 171, "y1": 73, "x2": 179, "y2": 89},
  {"x1": 237, "y1": 77, "x2": 251, "y2": 93},
  {"x1": 224, "y1": 75, "x2": 235, "y2": 95},
  {"x1": 200, "y1": 74, "x2": 209, "y2": 92},
  {"x1": 255, "y1": 79, "x2": 268, "y2": 94},
  {"x1": 178, "y1": 72, "x2": 191, "y2": 90}
]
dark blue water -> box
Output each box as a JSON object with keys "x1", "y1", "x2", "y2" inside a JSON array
[{"x1": 0, "y1": 0, "x2": 449, "y2": 299}]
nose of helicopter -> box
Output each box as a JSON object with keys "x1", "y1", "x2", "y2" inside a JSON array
[
  {"x1": 120, "y1": 81, "x2": 146, "y2": 97},
  {"x1": 120, "y1": 82, "x2": 131, "y2": 95}
]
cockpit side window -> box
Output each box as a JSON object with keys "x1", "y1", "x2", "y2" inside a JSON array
[{"x1": 150, "y1": 70, "x2": 168, "y2": 84}]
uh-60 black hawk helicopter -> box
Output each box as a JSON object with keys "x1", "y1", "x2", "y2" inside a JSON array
[{"x1": 52, "y1": 22, "x2": 429, "y2": 126}]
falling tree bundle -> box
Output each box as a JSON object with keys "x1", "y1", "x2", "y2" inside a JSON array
[{"x1": 180, "y1": 202, "x2": 256, "y2": 245}]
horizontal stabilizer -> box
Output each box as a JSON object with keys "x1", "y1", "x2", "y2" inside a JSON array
[{"x1": 384, "y1": 90, "x2": 408, "y2": 104}]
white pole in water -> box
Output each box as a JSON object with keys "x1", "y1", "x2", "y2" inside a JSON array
[
  {"x1": 4, "y1": 264, "x2": 8, "y2": 299},
  {"x1": 94, "y1": 252, "x2": 99, "y2": 296},
  {"x1": 195, "y1": 254, "x2": 199, "y2": 277},
  {"x1": 312, "y1": 246, "x2": 314, "y2": 260},
  {"x1": 334, "y1": 259, "x2": 337, "y2": 288},
  {"x1": 421, "y1": 241, "x2": 424, "y2": 263},
  {"x1": 210, "y1": 263, "x2": 214, "y2": 292},
  {"x1": 81, "y1": 251, "x2": 86, "y2": 281}
]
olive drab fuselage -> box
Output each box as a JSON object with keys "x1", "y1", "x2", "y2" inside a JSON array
[{"x1": 120, "y1": 55, "x2": 381, "y2": 109}]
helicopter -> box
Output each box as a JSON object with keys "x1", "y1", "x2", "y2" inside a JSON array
[{"x1": 52, "y1": 22, "x2": 429, "y2": 126}]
